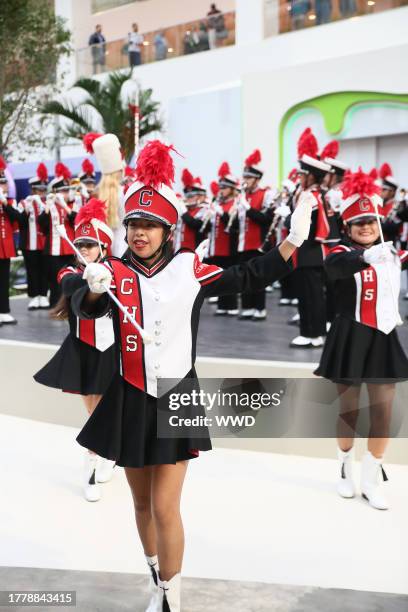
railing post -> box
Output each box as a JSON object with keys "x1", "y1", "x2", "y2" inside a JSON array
[{"x1": 235, "y1": 0, "x2": 266, "y2": 45}]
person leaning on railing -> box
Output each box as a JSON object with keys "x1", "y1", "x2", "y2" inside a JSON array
[{"x1": 88, "y1": 24, "x2": 106, "y2": 74}]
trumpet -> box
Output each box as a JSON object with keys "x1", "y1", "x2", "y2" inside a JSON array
[
  {"x1": 225, "y1": 191, "x2": 247, "y2": 233},
  {"x1": 199, "y1": 198, "x2": 218, "y2": 234}
]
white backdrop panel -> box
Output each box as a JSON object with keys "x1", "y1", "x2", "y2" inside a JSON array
[{"x1": 168, "y1": 86, "x2": 242, "y2": 192}]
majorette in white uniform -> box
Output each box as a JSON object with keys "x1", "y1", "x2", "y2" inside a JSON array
[{"x1": 315, "y1": 168, "x2": 408, "y2": 511}]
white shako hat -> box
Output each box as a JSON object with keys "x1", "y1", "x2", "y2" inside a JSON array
[
  {"x1": 243, "y1": 149, "x2": 263, "y2": 179},
  {"x1": 83, "y1": 132, "x2": 123, "y2": 175},
  {"x1": 74, "y1": 198, "x2": 113, "y2": 247},
  {"x1": 29, "y1": 163, "x2": 49, "y2": 189},
  {"x1": 320, "y1": 140, "x2": 349, "y2": 176},
  {"x1": 339, "y1": 168, "x2": 383, "y2": 223},
  {"x1": 181, "y1": 168, "x2": 206, "y2": 197},
  {"x1": 297, "y1": 128, "x2": 331, "y2": 180},
  {"x1": 49, "y1": 162, "x2": 71, "y2": 191},
  {"x1": 123, "y1": 140, "x2": 183, "y2": 230},
  {"x1": 218, "y1": 161, "x2": 239, "y2": 189},
  {"x1": 379, "y1": 162, "x2": 398, "y2": 191}
]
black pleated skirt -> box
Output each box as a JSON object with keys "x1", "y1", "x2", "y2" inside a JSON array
[
  {"x1": 34, "y1": 335, "x2": 116, "y2": 395},
  {"x1": 76, "y1": 372, "x2": 212, "y2": 468},
  {"x1": 314, "y1": 316, "x2": 408, "y2": 384}
]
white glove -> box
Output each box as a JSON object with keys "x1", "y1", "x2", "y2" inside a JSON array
[
  {"x1": 195, "y1": 239, "x2": 209, "y2": 261},
  {"x1": 274, "y1": 204, "x2": 291, "y2": 219},
  {"x1": 83, "y1": 263, "x2": 112, "y2": 294},
  {"x1": 287, "y1": 191, "x2": 314, "y2": 247},
  {"x1": 179, "y1": 200, "x2": 188, "y2": 215},
  {"x1": 0, "y1": 191, "x2": 7, "y2": 204},
  {"x1": 214, "y1": 204, "x2": 224, "y2": 216},
  {"x1": 363, "y1": 242, "x2": 395, "y2": 265}
]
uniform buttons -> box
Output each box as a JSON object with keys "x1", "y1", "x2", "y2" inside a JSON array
[
  {"x1": 155, "y1": 341, "x2": 162, "y2": 346},
  {"x1": 155, "y1": 320, "x2": 161, "y2": 326},
  {"x1": 154, "y1": 364, "x2": 160, "y2": 370},
  {"x1": 154, "y1": 330, "x2": 161, "y2": 336},
  {"x1": 154, "y1": 296, "x2": 160, "y2": 302}
]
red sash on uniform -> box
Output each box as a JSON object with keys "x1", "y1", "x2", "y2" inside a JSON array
[
  {"x1": 0, "y1": 200, "x2": 16, "y2": 259},
  {"x1": 110, "y1": 260, "x2": 146, "y2": 391}
]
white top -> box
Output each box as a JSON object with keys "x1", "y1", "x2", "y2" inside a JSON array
[
  {"x1": 111, "y1": 187, "x2": 128, "y2": 258},
  {"x1": 128, "y1": 32, "x2": 144, "y2": 52}
]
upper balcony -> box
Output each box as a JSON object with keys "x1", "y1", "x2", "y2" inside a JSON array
[
  {"x1": 76, "y1": 11, "x2": 236, "y2": 78},
  {"x1": 73, "y1": 0, "x2": 407, "y2": 80}
]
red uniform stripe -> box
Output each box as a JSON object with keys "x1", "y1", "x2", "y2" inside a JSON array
[{"x1": 359, "y1": 267, "x2": 377, "y2": 328}]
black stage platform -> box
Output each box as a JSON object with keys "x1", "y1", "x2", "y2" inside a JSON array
[{"x1": 2, "y1": 291, "x2": 408, "y2": 362}]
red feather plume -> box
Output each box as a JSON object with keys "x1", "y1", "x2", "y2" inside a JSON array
[
  {"x1": 75, "y1": 198, "x2": 107, "y2": 226},
  {"x1": 245, "y1": 149, "x2": 261, "y2": 167},
  {"x1": 210, "y1": 181, "x2": 219, "y2": 197},
  {"x1": 320, "y1": 140, "x2": 339, "y2": 160},
  {"x1": 288, "y1": 168, "x2": 298, "y2": 181},
  {"x1": 124, "y1": 166, "x2": 135, "y2": 177},
  {"x1": 181, "y1": 168, "x2": 195, "y2": 188},
  {"x1": 194, "y1": 176, "x2": 203, "y2": 186},
  {"x1": 0, "y1": 156, "x2": 6, "y2": 172},
  {"x1": 83, "y1": 132, "x2": 102, "y2": 154},
  {"x1": 369, "y1": 168, "x2": 378, "y2": 180},
  {"x1": 340, "y1": 167, "x2": 381, "y2": 199},
  {"x1": 82, "y1": 159, "x2": 94, "y2": 175},
  {"x1": 218, "y1": 162, "x2": 231, "y2": 178},
  {"x1": 297, "y1": 128, "x2": 318, "y2": 159},
  {"x1": 135, "y1": 140, "x2": 177, "y2": 189},
  {"x1": 379, "y1": 162, "x2": 392, "y2": 179},
  {"x1": 55, "y1": 162, "x2": 71, "y2": 180},
  {"x1": 37, "y1": 163, "x2": 48, "y2": 182}
]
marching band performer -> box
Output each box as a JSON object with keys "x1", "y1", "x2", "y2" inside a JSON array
[
  {"x1": 239, "y1": 150, "x2": 278, "y2": 320},
  {"x1": 35, "y1": 199, "x2": 116, "y2": 502},
  {"x1": 84, "y1": 133, "x2": 126, "y2": 257},
  {"x1": 79, "y1": 159, "x2": 97, "y2": 201},
  {"x1": 315, "y1": 169, "x2": 408, "y2": 510},
  {"x1": 321, "y1": 141, "x2": 348, "y2": 328},
  {"x1": 70, "y1": 140, "x2": 313, "y2": 612},
  {"x1": 289, "y1": 128, "x2": 332, "y2": 348},
  {"x1": 0, "y1": 156, "x2": 20, "y2": 325},
  {"x1": 18, "y1": 163, "x2": 49, "y2": 310},
  {"x1": 173, "y1": 169, "x2": 207, "y2": 252},
  {"x1": 207, "y1": 161, "x2": 240, "y2": 316},
  {"x1": 38, "y1": 163, "x2": 76, "y2": 307}
]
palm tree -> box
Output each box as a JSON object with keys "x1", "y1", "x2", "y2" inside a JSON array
[{"x1": 42, "y1": 70, "x2": 163, "y2": 162}]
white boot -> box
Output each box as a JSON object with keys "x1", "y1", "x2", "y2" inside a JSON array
[
  {"x1": 239, "y1": 308, "x2": 255, "y2": 319},
  {"x1": 337, "y1": 447, "x2": 356, "y2": 499},
  {"x1": 158, "y1": 572, "x2": 181, "y2": 612},
  {"x1": 39, "y1": 295, "x2": 50, "y2": 309},
  {"x1": 145, "y1": 555, "x2": 160, "y2": 612},
  {"x1": 96, "y1": 457, "x2": 116, "y2": 483},
  {"x1": 28, "y1": 296, "x2": 40, "y2": 310},
  {"x1": 83, "y1": 452, "x2": 101, "y2": 502},
  {"x1": 361, "y1": 451, "x2": 389, "y2": 510}
]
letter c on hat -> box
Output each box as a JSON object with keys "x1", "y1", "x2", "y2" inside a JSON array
[{"x1": 139, "y1": 189, "x2": 154, "y2": 207}]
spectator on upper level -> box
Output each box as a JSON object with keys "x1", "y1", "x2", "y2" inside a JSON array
[
  {"x1": 288, "y1": 0, "x2": 311, "y2": 30},
  {"x1": 207, "y1": 3, "x2": 225, "y2": 49},
  {"x1": 154, "y1": 31, "x2": 168, "y2": 61},
  {"x1": 315, "y1": 0, "x2": 332, "y2": 24},
  {"x1": 128, "y1": 23, "x2": 144, "y2": 67},
  {"x1": 88, "y1": 24, "x2": 106, "y2": 74}
]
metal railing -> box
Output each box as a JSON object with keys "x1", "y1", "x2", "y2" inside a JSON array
[{"x1": 76, "y1": 11, "x2": 236, "y2": 78}]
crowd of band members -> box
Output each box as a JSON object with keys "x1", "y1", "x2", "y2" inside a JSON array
[{"x1": 0, "y1": 140, "x2": 407, "y2": 347}]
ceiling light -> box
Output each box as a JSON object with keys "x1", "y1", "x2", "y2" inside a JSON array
[{"x1": 308, "y1": 13, "x2": 316, "y2": 20}]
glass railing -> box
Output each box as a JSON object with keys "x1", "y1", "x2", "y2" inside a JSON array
[
  {"x1": 76, "y1": 11, "x2": 235, "y2": 78},
  {"x1": 272, "y1": 0, "x2": 408, "y2": 35}
]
